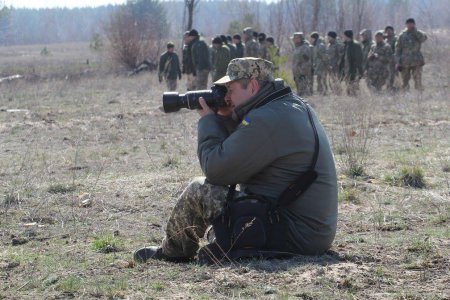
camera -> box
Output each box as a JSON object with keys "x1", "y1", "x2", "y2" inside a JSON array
[{"x1": 162, "y1": 85, "x2": 228, "y2": 113}]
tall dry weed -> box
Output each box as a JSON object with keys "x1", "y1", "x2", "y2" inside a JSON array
[{"x1": 333, "y1": 98, "x2": 377, "y2": 177}]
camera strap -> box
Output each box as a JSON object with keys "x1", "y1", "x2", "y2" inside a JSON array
[
  {"x1": 276, "y1": 99, "x2": 319, "y2": 207},
  {"x1": 226, "y1": 93, "x2": 319, "y2": 209}
]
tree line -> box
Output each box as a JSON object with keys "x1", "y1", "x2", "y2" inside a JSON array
[{"x1": 0, "y1": 0, "x2": 448, "y2": 47}]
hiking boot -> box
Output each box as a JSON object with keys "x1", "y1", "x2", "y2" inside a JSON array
[{"x1": 133, "y1": 246, "x2": 191, "y2": 263}]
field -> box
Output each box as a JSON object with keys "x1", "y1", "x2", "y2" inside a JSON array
[{"x1": 0, "y1": 42, "x2": 449, "y2": 300}]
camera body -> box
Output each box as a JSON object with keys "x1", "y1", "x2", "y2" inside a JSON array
[{"x1": 162, "y1": 85, "x2": 228, "y2": 113}]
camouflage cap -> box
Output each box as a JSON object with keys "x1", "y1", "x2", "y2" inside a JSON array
[
  {"x1": 375, "y1": 30, "x2": 384, "y2": 37},
  {"x1": 243, "y1": 27, "x2": 254, "y2": 36},
  {"x1": 290, "y1": 32, "x2": 304, "y2": 39},
  {"x1": 214, "y1": 58, "x2": 274, "y2": 85}
]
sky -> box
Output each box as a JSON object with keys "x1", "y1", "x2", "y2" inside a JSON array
[
  {"x1": 4, "y1": 0, "x2": 127, "y2": 9},
  {"x1": 4, "y1": 0, "x2": 276, "y2": 9}
]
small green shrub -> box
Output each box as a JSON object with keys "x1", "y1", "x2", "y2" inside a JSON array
[
  {"x1": 4, "y1": 193, "x2": 19, "y2": 205},
  {"x1": 338, "y1": 187, "x2": 360, "y2": 204},
  {"x1": 383, "y1": 174, "x2": 397, "y2": 185},
  {"x1": 56, "y1": 276, "x2": 83, "y2": 293},
  {"x1": 40, "y1": 46, "x2": 50, "y2": 56},
  {"x1": 152, "y1": 281, "x2": 164, "y2": 292},
  {"x1": 400, "y1": 167, "x2": 426, "y2": 188},
  {"x1": 163, "y1": 156, "x2": 179, "y2": 168},
  {"x1": 89, "y1": 33, "x2": 103, "y2": 51},
  {"x1": 384, "y1": 167, "x2": 426, "y2": 188},
  {"x1": 407, "y1": 237, "x2": 433, "y2": 255},
  {"x1": 346, "y1": 165, "x2": 365, "y2": 178},
  {"x1": 92, "y1": 234, "x2": 120, "y2": 253}
]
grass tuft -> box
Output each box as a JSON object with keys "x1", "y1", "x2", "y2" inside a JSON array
[
  {"x1": 163, "y1": 155, "x2": 180, "y2": 168},
  {"x1": 407, "y1": 238, "x2": 434, "y2": 255},
  {"x1": 400, "y1": 167, "x2": 426, "y2": 188},
  {"x1": 346, "y1": 165, "x2": 366, "y2": 178},
  {"x1": 56, "y1": 276, "x2": 83, "y2": 293},
  {"x1": 384, "y1": 167, "x2": 426, "y2": 189},
  {"x1": 338, "y1": 187, "x2": 360, "y2": 204},
  {"x1": 4, "y1": 193, "x2": 19, "y2": 205},
  {"x1": 91, "y1": 234, "x2": 121, "y2": 253},
  {"x1": 47, "y1": 183, "x2": 76, "y2": 194},
  {"x1": 152, "y1": 282, "x2": 165, "y2": 292}
]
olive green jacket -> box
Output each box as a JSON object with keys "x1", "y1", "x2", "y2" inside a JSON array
[
  {"x1": 395, "y1": 28, "x2": 427, "y2": 67},
  {"x1": 197, "y1": 81, "x2": 338, "y2": 254},
  {"x1": 211, "y1": 45, "x2": 231, "y2": 82}
]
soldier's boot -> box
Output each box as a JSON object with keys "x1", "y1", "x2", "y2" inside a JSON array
[{"x1": 133, "y1": 246, "x2": 191, "y2": 263}]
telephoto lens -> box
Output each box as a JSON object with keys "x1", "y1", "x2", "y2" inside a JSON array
[{"x1": 162, "y1": 85, "x2": 227, "y2": 113}]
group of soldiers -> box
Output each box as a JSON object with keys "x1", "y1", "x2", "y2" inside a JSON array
[
  {"x1": 159, "y1": 18, "x2": 427, "y2": 96},
  {"x1": 179, "y1": 27, "x2": 280, "y2": 90},
  {"x1": 158, "y1": 27, "x2": 280, "y2": 92}
]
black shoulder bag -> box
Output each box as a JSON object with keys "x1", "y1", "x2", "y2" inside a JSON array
[{"x1": 207, "y1": 98, "x2": 320, "y2": 262}]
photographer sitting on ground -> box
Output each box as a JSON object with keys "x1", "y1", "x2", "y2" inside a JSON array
[{"x1": 134, "y1": 58, "x2": 338, "y2": 263}]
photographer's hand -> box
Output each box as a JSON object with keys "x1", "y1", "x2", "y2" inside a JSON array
[
  {"x1": 198, "y1": 97, "x2": 214, "y2": 118},
  {"x1": 216, "y1": 102, "x2": 233, "y2": 118}
]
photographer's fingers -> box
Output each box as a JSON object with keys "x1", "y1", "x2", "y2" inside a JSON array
[
  {"x1": 198, "y1": 97, "x2": 209, "y2": 110},
  {"x1": 198, "y1": 97, "x2": 214, "y2": 118}
]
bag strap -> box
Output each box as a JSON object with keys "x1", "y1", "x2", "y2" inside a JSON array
[
  {"x1": 227, "y1": 184, "x2": 237, "y2": 203},
  {"x1": 304, "y1": 100, "x2": 320, "y2": 170},
  {"x1": 225, "y1": 96, "x2": 320, "y2": 208},
  {"x1": 276, "y1": 98, "x2": 319, "y2": 207}
]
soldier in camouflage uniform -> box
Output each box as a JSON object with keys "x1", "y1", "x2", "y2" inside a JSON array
[
  {"x1": 258, "y1": 32, "x2": 268, "y2": 59},
  {"x1": 134, "y1": 58, "x2": 338, "y2": 263},
  {"x1": 233, "y1": 34, "x2": 244, "y2": 58},
  {"x1": 367, "y1": 31, "x2": 393, "y2": 91},
  {"x1": 384, "y1": 26, "x2": 398, "y2": 90},
  {"x1": 225, "y1": 35, "x2": 237, "y2": 59},
  {"x1": 395, "y1": 18, "x2": 427, "y2": 91},
  {"x1": 360, "y1": 29, "x2": 374, "y2": 76},
  {"x1": 243, "y1": 27, "x2": 260, "y2": 57},
  {"x1": 211, "y1": 36, "x2": 231, "y2": 82},
  {"x1": 291, "y1": 32, "x2": 313, "y2": 96},
  {"x1": 326, "y1": 31, "x2": 344, "y2": 94},
  {"x1": 310, "y1": 32, "x2": 328, "y2": 94}
]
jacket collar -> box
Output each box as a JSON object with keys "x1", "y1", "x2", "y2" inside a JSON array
[{"x1": 232, "y1": 82, "x2": 292, "y2": 122}]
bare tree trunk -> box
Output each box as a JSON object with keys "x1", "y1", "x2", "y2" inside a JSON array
[
  {"x1": 353, "y1": 0, "x2": 366, "y2": 35},
  {"x1": 184, "y1": 0, "x2": 199, "y2": 30},
  {"x1": 337, "y1": 0, "x2": 345, "y2": 34},
  {"x1": 286, "y1": 0, "x2": 306, "y2": 32},
  {"x1": 182, "y1": 1, "x2": 187, "y2": 32},
  {"x1": 269, "y1": 0, "x2": 286, "y2": 48},
  {"x1": 311, "y1": 0, "x2": 321, "y2": 32}
]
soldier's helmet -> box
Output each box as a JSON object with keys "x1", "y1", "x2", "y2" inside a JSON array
[
  {"x1": 291, "y1": 32, "x2": 304, "y2": 40},
  {"x1": 243, "y1": 27, "x2": 254, "y2": 37},
  {"x1": 360, "y1": 29, "x2": 372, "y2": 40},
  {"x1": 375, "y1": 31, "x2": 384, "y2": 37}
]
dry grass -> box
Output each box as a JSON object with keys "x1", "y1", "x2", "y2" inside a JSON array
[{"x1": 0, "y1": 42, "x2": 449, "y2": 299}]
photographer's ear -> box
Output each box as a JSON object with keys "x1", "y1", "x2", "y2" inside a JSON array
[{"x1": 250, "y1": 79, "x2": 260, "y2": 95}]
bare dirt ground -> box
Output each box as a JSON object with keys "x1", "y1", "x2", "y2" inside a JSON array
[{"x1": 0, "y1": 42, "x2": 449, "y2": 299}]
